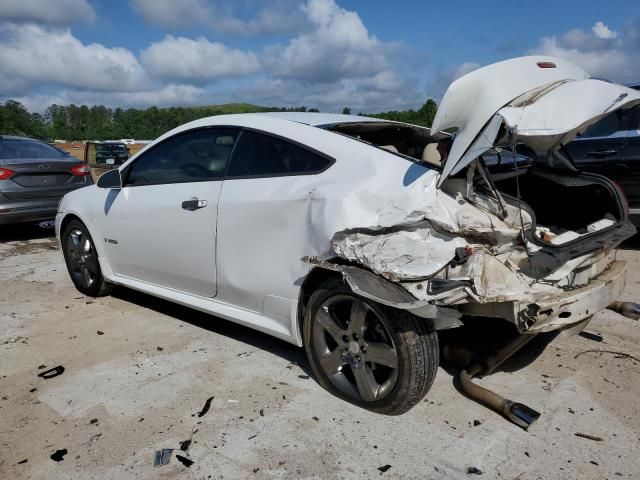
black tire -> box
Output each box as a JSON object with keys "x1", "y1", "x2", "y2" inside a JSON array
[
  {"x1": 303, "y1": 277, "x2": 439, "y2": 415},
  {"x1": 62, "y1": 219, "x2": 113, "y2": 297}
]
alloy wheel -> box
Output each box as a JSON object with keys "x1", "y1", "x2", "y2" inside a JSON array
[
  {"x1": 65, "y1": 229, "x2": 98, "y2": 290},
  {"x1": 312, "y1": 294, "x2": 399, "y2": 402}
]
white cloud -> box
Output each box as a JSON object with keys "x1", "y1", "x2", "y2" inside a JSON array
[
  {"x1": 140, "y1": 35, "x2": 260, "y2": 83},
  {"x1": 265, "y1": 0, "x2": 393, "y2": 83},
  {"x1": 530, "y1": 21, "x2": 638, "y2": 82},
  {"x1": 130, "y1": 0, "x2": 303, "y2": 36},
  {"x1": 0, "y1": 0, "x2": 95, "y2": 26},
  {"x1": 592, "y1": 21, "x2": 617, "y2": 40},
  {"x1": 0, "y1": 24, "x2": 148, "y2": 93}
]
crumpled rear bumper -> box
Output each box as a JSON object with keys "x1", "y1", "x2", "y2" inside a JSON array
[{"x1": 460, "y1": 260, "x2": 626, "y2": 333}]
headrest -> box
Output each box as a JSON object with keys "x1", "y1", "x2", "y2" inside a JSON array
[{"x1": 422, "y1": 143, "x2": 442, "y2": 166}]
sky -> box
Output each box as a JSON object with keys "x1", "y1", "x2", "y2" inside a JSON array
[{"x1": 1, "y1": 0, "x2": 639, "y2": 113}]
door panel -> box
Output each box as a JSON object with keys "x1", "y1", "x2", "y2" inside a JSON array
[
  {"x1": 98, "y1": 182, "x2": 221, "y2": 297},
  {"x1": 94, "y1": 127, "x2": 239, "y2": 297},
  {"x1": 621, "y1": 107, "x2": 640, "y2": 210},
  {"x1": 565, "y1": 109, "x2": 635, "y2": 204}
]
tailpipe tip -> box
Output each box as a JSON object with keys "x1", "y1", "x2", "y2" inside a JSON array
[
  {"x1": 503, "y1": 401, "x2": 541, "y2": 430},
  {"x1": 607, "y1": 301, "x2": 640, "y2": 321}
]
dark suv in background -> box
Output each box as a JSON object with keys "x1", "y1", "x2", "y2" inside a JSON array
[
  {"x1": 0, "y1": 136, "x2": 92, "y2": 225},
  {"x1": 94, "y1": 141, "x2": 130, "y2": 165},
  {"x1": 564, "y1": 83, "x2": 640, "y2": 224}
]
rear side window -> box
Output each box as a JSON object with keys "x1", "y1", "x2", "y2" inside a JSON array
[
  {"x1": 581, "y1": 110, "x2": 630, "y2": 138},
  {"x1": 227, "y1": 130, "x2": 331, "y2": 177},
  {"x1": 0, "y1": 139, "x2": 66, "y2": 159},
  {"x1": 125, "y1": 129, "x2": 238, "y2": 186}
]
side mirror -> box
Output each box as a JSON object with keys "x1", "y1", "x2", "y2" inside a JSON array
[{"x1": 97, "y1": 169, "x2": 122, "y2": 189}]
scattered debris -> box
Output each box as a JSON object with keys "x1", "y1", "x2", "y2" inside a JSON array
[
  {"x1": 153, "y1": 448, "x2": 173, "y2": 466},
  {"x1": 259, "y1": 409, "x2": 264, "y2": 417},
  {"x1": 312, "y1": 416, "x2": 319, "y2": 422},
  {"x1": 29, "y1": 388, "x2": 37, "y2": 393},
  {"x1": 579, "y1": 331, "x2": 603, "y2": 343},
  {"x1": 86, "y1": 300, "x2": 94, "y2": 305},
  {"x1": 590, "y1": 461, "x2": 599, "y2": 466},
  {"x1": 574, "y1": 350, "x2": 640, "y2": 363},
  {"x1": 473, "y1": 420, "x2": 481, "y2": 426},
  {"x1": 253, "y1": 467, "x2": 260, "y2": 473},
  {"x1": 89, "y1": 418, "x2": 98, "y2": 424},
  {"x1": 179, "y1": 439, "x2": 191, "y2": 451},
  {"x1": 157, "y1": 346, "x2": 163, "y2": 351},
  {"x1": 17, "y1": 459, "x2": 28, "y2": 464},
  {"x1": 50, "y1": 449, "x2": 68, "y2": 462},
  {"x1": 378, "y1": 464, "x2": 392, "y2": 473},
  {"x1": 575, "y1": 432, "x2": 603, "y2": 442},
  {"x1": 38, "y1": 366, "x2": 65, "y2": 379},
  {"x1": 248, "y1": 435, "x2": 257, "y2": 440},
  {"x1": 96, "y1": 331, "x2": 104, "y2": 335},
  {"x1": 467, "y1": 467, "x2": 483, "y2": 475},
  {"x1": 38, "y1": 365, "x2": 46, "y2": 369},
  {"x1": 197, "y1": 396, "x2": 214, "y2": 417},
  {"x1": 298, "y1": 375, "x2": 310, "y2": 379},
  {"x1": 175, "y1": 454, "x2": 194, "y2": 468}
]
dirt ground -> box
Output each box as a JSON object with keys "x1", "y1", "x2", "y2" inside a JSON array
[{"x1": 1, "y1": 224, "x2": 639, "y2": 480}]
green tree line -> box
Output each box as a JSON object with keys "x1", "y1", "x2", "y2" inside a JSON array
[{"x1": 0, "y1": 98, "x2": 437, "y2": 141}]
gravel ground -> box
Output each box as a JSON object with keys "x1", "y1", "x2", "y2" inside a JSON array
[{"x1": 1, "y1": 224, "x2": 639, "y2": 480}]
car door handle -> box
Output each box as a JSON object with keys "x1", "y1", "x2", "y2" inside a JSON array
[
  {"x1": 586, "y1": 149, "x2": 618, "y2": 158},
  {"x1": 181, "y1": 199, "x2": 207, "y2": 211}
]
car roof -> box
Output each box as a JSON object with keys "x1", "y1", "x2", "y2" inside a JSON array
[
  {"x1": 0, "y1": 135, "x2": 40, "y2": 142},
  {"x1": 251, "y1": 111, "x2": 388, "y2": 126}
]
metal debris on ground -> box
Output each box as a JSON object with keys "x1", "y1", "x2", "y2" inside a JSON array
[
  {"x1": 50, "y1": 449, "x2": 67, "y2": 462},
  {"x1": 574, "y1": 432, "x2": 604, "y2": 442},
  {"x1": 175, "y1": 454, "x2": 194, "y2": 468},
  {"x1": 38, "y1": 366, "x2": 65, "y2": 379},
  {"x1": 467, "y1": 466, "x2": 483, "y2": 475},
  {"x1": 378, "y1": 464, "x2": 392, "y2": 473},
  {"x1": 153, "y1": 448, "x2": 173, "y2": 466},
  {"x1": 574, "y1": 350, "x2": 640, "y2": 363},
  {"x1": 179, "y1": 439, "x2": 191, "y2": 451},
  {"x1": 197, "y1": 396, "x2": 214, "y2": 417}
]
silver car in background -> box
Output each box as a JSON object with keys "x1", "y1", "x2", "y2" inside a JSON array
[{"x1": 0, "y1": 135, "x2": 93, "y2": 225}]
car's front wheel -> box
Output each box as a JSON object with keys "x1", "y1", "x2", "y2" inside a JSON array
[
  {"x1": 303, "y1": 277, "x2": 439, "y2": 415},
  {"x1": 62, "y1": 219, "x2": 112, "y2": 297}
]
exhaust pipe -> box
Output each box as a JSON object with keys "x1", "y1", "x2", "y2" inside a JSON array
[
  {"x1": 459, "y1": 367, "x2": 541, "y2": 430},
  {"x1": 607, "y1": 301, "x2": 640, "y2": 320},
  {"x1": 456, "y1": 333, "x2": 541, "y2": 430}
]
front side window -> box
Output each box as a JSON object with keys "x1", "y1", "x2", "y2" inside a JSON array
[
  {"x1": 125, "y1": 129, "x2": 238, "y2": 186},
  {"x1": 227, "y1": 130, "x2": 331, "y2": 177}
]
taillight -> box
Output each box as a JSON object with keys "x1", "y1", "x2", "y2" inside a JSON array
[
  {"x1": 70, "y1": 164, "x2": 91, "y2": 176},
  {"x1": 0, "y1": 167, "x2": 15, "y2": 180},
  {"x1": 537, "y1": 62, "x2": 556, "y2": 68}
]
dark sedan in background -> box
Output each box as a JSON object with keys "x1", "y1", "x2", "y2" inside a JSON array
[
  {"x1": 0, "y1": 135, "x2": 93, "y2": 225},
  {"x1": 564, "y1": 83, "x2": 640, "y2": 223}
]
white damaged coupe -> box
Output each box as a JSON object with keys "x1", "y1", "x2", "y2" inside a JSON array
[{"x1": 57, "y1": 56, "x2": 640, "y2": 424}]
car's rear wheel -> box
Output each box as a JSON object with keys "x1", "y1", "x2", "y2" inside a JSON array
[
  {"x1": 303, "y1": 277, "x2": 439, "y2": 415},
  {"x1": 62, "y1": 219, "x2": 112, "y2": 297}
]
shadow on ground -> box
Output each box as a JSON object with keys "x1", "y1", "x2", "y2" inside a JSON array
[
  {"x1": 0, "y1": 221, "x2": 55, "y2": 243},
  {"x1": 112, "y1": 287, "x2": 312, "y2": 376}
]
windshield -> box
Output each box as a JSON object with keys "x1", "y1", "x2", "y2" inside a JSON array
[{"x1": 0, "y1": 139, "x2": 67, "y2": 159}]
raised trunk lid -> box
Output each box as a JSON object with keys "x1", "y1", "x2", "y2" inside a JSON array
[{"x1": 432, "y1": 56, "x2": 640, "y2": 186}]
